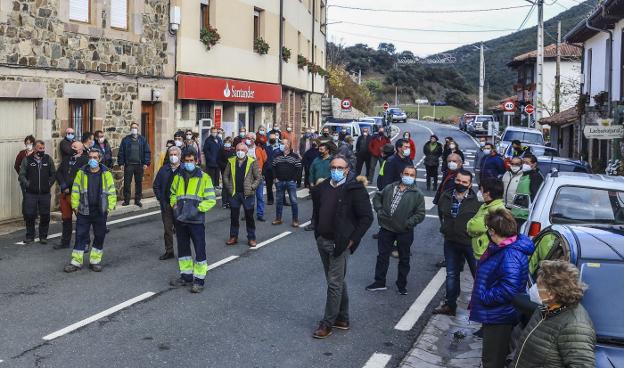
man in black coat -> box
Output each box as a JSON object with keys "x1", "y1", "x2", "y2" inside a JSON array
[
  {"x1": 378, "y1": 139, "x2": 412, "y2": 190},
  {"x1": 55, "y1": 141, "x2": 88, "y2": 249},
  {"x1": 311, "y1": 157, "x2": 373, "y2": 339},
  {"x1": 433, "y1": 169, "x2": 481, "y2": 316},
  {"x1": 355, "y1": 127, "x2": 373, "y2": 181}
]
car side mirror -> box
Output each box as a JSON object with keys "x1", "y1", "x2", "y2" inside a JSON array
[{"x1": 512, "y1": 194, "x2": 531, "y2": 209}]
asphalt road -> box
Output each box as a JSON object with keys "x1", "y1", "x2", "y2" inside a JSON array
[{"x1": 0, "y1": 120, "x2": 480, "y2": 368}]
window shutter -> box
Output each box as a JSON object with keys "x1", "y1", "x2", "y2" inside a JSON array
[
  {"x1": 111, "y1": 0, "x2": 128, "y2": 29},
  {"x1": 69, "y1": 0, "x2": 89, "y2": 22}
]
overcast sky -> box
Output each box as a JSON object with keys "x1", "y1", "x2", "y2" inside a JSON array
[{"x1": 327, "y1": 0, "x2": 593, "y2": 57}]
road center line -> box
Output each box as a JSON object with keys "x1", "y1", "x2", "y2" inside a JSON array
[
  {"x1": 251, "y1": 231, "x2": 292, "y2": 250},
  {"x1": 362, "y1": 352, "x2": 392, "y2": 368},
  {"x1": 395, "y1": 268, "x2": 446, "y2": 331},
  {"x1": 207, "y1": 255, "x2": 239, "y2": 270},
  {"x1": 42, "y1": 291, "x2": 156, "y2": 341},
  {"x1": 298, "y1": 221, "x2": 311, "y2": 228}
]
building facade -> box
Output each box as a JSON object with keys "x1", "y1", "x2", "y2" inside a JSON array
[
  {"x1": 174, "y1": 0, "x2": 326, "y2": 147},
  {"x1": 0, "y1": 0, "x2": 176, "y2": 221}
]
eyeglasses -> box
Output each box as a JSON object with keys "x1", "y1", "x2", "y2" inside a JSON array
[{"x1": 330, "y1": 166, "x2": 347, "y2": 170}]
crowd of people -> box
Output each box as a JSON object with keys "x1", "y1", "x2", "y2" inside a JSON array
[{"x1": 13, "y1": 122, "x2": 596, "y2": 366}]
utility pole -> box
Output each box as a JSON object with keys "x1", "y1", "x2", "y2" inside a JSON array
[
  {"x1": 479, "y1": 43, "x2": 484, "y2": 115},
  {"x1": 358, "y1": 69, "x2": 361, "y2": 85},
  {"x1": 555, "y1": 21, "x2": 561, "y2": 114},
  {"x1": 536, "y1": 0, "x2": 545, "y2": 124},
  {"x1": 395, "y1": 85, "x2": 398, "y2": 106}
]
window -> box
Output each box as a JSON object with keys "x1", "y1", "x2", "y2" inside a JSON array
[
  {"x1": 253, "y1": 8, "x2": 262, "y2": 40},
  {"x1": 200, "y1": 0, "x2": 210, "y2": 30},
  {"x1": 587, "y1": 48, "x2": 593, "y2": 94},
  {"x1": 550, "y1": 186, "x2": 624, "y2": 225},
  {"x1": 197, "y1": 101, "x2": 212, "y2": 123},
  {"x1": 111, "y1": 0, "x2": 128, "y2": 30},
  {"x1": 69, "y1": 0, "x2": 90, "y2": 23},
  {"x1": 69, "y1": 99, "x2": 93, "y2": 140}
]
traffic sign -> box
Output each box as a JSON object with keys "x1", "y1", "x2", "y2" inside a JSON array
[
  {"x1": 341, "y1": 98, "x2": 352, "y2": 111},
  {"x1": 383, "y1": 102, "x2": 390, "y2": 111},
  {"x1": 503, "y1": 100, "x2": 515, "y2": 112},
  {"x1": 524, "y1": 104, "x2": 535, "y2": 114}
]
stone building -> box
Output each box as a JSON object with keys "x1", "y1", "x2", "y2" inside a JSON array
[{"x1": 0, "y1": 0, "x2": 176, "y2": 221}]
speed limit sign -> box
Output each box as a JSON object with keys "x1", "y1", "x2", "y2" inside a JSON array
[
  {"x1": 503, "y1": 100, "x2": 515, "y2": 112},
  {"x1": 341, "y1": 98, "x2": 352, "y2": 111}
]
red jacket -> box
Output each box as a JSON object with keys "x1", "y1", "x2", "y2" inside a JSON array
[
  {"x1": 407, "y1": 139, "x2": 416, "y2": 160},
  {"x1": 368, "y1": 136, "x2": 391, "y2": 157}
]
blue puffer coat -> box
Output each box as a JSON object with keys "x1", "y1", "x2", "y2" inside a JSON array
[{"x1": 470, "y1": 234, "x2": 535, "y2": 325}]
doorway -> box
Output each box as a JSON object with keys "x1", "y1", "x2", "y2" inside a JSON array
[{"x1": 141, "y1": 102, "x2": 155, "y2": 191}]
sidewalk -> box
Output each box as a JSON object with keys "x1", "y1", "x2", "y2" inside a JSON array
[{"x1": 399, "y1": 273, "x2": 482, "y2": 368}]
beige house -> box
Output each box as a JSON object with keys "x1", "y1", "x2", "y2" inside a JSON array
[
  {"x1": 0, "y1": 0, "x2": 176, "y2": 221},
  {"x1": 174, "y1": 0, "x2": 326, "y2": 144}
]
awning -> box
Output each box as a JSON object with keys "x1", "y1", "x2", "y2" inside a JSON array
[{"x1": 177, "y1": 74, "x2": 282, "y2": 103}]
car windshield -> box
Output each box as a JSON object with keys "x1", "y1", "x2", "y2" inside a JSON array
[
  {"x1": 503, "y1": 131, "x2": 544, "y2": 145},
  {"x1": 358, "y1": 123, "x2": 377, "y2": 132},
  {"x1": 388, "y1": 109, "x2": 403, "y2": 114},
  {"x1": 324, "y1": 125, "x2": 352, "y2": 135},
  {"x1": 506, "y1": 145, "x2": 558, "y2": 157},
  {"x1": 538, "y1": 162, "x2": 590, "y2": 176},
  {"x1": 550, "y1": 187, "x2": 624, "y2": 225},
  {"x1": 476, "y1": 116, "x2": 492, "y2": 122},
  {"x1": 580, "y1": 262, "x2": 624, "y2": 342}
]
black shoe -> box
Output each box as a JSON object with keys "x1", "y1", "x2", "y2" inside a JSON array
[
  {"x1": 267, "y1": 201, "x2": 274, "y2": 205},
  {"x1": 170, "y1": 278, "x2": 192, "y2": 287},
  {"x1": 135, "y1": 201, "x2": 143, "y2": 208},
  {"x1": 304, "y1": 224, "x2": 314, "y2": 231},
  {"x1": 365, "y1": 282, "x2": 387, "y2": 292},
  {"x1": 122, "y1": 201, "x2": 130, "y2": 206},
  {"x1": 284, "y1": 201, "x2": 291, "y2": 207},
  {"x1": 39, "y1": 237, "x2": 48, "y2": 244},
  {"x1": 159, "y1": 251, "x2": 174, "y2": 260},
  {"x1": 435, "y1": 259, "x2": 446, "y2": 268},
  {"x1": 432, "y1": 304, "x2": 456, "y2": 316},
  {"x1": 256, "y1": 217, "x2": 266, "y2": 222},
  {"x1": 53, "y1": 242, "x2": 70, "y2": 250},
  {"x1": 398, "y1": 287, "x2": 408, "y2": 295}
]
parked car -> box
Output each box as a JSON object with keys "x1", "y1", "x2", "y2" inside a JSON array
[
  {"x1": 511, "y1": 172, "x2": 624, "y2": 237},
  {"x1": 358, "y1": 117, "x2": 382, "y2": 133},
  {"x1": 536, "y1": 156, "x2": 592, "y2": 176},
  {"x1": 502, "y1": 144, "x2": 559, "y2": 169},
  {"x1": 530, "y1": 224, "x2": 624, "y2": 368},
  {"x1": 431, "y1": 100, "x2": 447, "y2": 106},
  {"x1": 387, "y1": 107, "x2": 407, "y2": 123},
  {"x1": 467, "y1": 115, "x2": 499, "y2": 137},
  {"x1": 459, "y1": 113, "x2": 477, "y2": 131},
  {"x1": 497, "y1": 126, "x2": 545, "y2": 154},
  {"x1": 321, "y1": 121, "x2": 361, "y2": 138}
]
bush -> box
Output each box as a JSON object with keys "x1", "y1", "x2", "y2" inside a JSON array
[
  {"x1": 282, "y1": 47, "x2": 291, "y2": 62},
  {"x1": 254, "y1": 37, "x2": 270, "y2": 55}
]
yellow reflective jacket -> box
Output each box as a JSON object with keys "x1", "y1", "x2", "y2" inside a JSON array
[
  {"x1": 170, "y1": 167, "x2": 216, "y2": 224},
  {"x1": 71, "y1": 166, "x2": 117, "y2": 215}
]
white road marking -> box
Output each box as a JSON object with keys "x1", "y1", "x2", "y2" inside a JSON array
[
  {"x1": 458, "y1": 128, "x2": 481, "y2": 148},
  {"x1": 299, "y1": 221, "x2": 311, "y2": 228},
  {"x1": 362, "y1": 352, "x2": 392, "y2": 368},
  {"x1": 425, "y1": 214, "x2": 438, "y2": 218},
  {"x1": 207, "y1": 255, "x2": 239, "y2": 270},
  {"x1": 42, "y1": 292, "x2": 156, "y2": 341},
  {"x1": 410, "y1": 121, "x2": 434, "y2": 136},
  {"x1": 424, "y1": 196, "x2": 435, "y2": 210},
  {"x1": 395, "y1": 268, "x2": 447, "y2": 331},
  {"x1": 251, "y1": 231, "x2": 292, "y2": 250}
]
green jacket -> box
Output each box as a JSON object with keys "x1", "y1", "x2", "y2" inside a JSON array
[
  {"x1": 467, "y1": 199, "x2": 505, "y2": 258},
  {"x1": 170, "y1": 168, "x2": 216, "y2": 224},
  {"x1": 512, "y1": 304, "x2": 596, "y2": 368},
  {"x1": 373, "y1": 182, "x2": 426, "y2": 233},
  {"x1": 529, "y1": 233, "x2": 556, "y2": 275},
  {"x1": 309, "y1": 155, "x2": 332, "y2": 185}
]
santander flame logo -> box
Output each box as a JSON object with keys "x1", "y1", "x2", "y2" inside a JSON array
[
  {"x1": 223, "y1": 82, "x2": 231, "y2": 98},
  {"x1": 222, "y1": 81, "x2": 256, "y2": 100}
]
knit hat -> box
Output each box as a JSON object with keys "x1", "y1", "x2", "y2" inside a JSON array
[
  {"x1": 430, "y1": 134, "x2": 439, "y2": 141},
  {"x1": 382, "y1": 144, "x2": 395, "y2": 155}
]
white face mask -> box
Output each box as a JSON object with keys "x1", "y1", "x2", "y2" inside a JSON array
[
  {"x1": 175, "y1": 140, "x2": 183, "y2": 147},
  {"x1": 479, "y1": 141, "x2": 486, "y2": 147},
  {"x1": 98, "y1": 137, "x2": 105, "y2": 143},
  {"x1": 522, "y1": 163, "x2": 533, "y2": 172},
  {"x1": 448, "y1": 161, "x2": 459, "y2": 171},
  {"x1": 510, "y1": 165, "x2": 522, "y2": 174},
  {"x1": 482, "y1": 149, "x2": 491, "y2": 155},
  {"x1": 169, "y1": 155, "x2": 180, "y2": 164},
  {"x1": 25, "y1": 144, "x2": 33, "y2": 151},
  {"x1": 287, "y1": 128, "x2": 292, "y2": 132},
  {"x1": 528, "y1": 284, "x2": 543, "y2": 305},
  {"x1": 476, "y1": 190, "x2": 485, "y2": 203},
  {"x1": 236, "y1": 150, "x2": 247, "y2": 159},
  {"x1": 449, "y1": 144, "x2": 456, "y2": 149},
  {"x1": 131, "y1": 128, "x2": 138, "y2": 135}
]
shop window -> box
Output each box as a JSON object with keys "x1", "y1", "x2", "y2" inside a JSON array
[
  {"x1": 111, "y1": 0, "x2": 128, "y2": 30},
  {"x1": 69, "y1": 99, "x2": 93, "y2": 140},
  {"x1": 197, "y1": 101, "x2": 212, "y2": 122},
  {"x1": 69, "y1": 0, "x2": 90, "y2": 23},
  {"x1": 200, "y1": 0, "x2": 210, "y2": 30}
]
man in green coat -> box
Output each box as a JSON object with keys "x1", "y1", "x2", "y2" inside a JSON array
[
  {"x1": 309, "y1": 143, "x2": 332, "y2": 186},
  {"x1": 467, "y1": 178, "x2": 506, "y2": 259},
  {"x1": 367, "y1": 166, "x2": 426, "y2": 295}
]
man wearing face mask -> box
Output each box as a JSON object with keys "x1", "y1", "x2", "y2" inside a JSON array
[
  {"x1": 467, "y1": 178, "x2": 506, "y2": 259},
  {"x1": 441, "y1": 138, "x2": 464, "y2": 176},
  {"x1": 269, "y1": 125, "x2": 282, "y2": 140},
  {"x1": 169, "y1": 150, "x2": 217, "y2": 293},
  {"x1": 433, "y1": 153, "x2": 463, "y2": 205},
  {"x1": 367, "y1": 166, "x2": 425, "y2": 295},
  {"x1": 118, "y1": 122, "x2": 151, "y2": 207},
  {"x1": 502, "y1": 157, "x2": 524, "y2": 209},
  {"x1": 299, "y1": 127, "x2": 316, "y2": 156},
  {"x1": 60, "y1": 127, "x2": 76, "y2": 160},
  {"x1": 93, "y1": 131, "x2": 113, "y2": 168},
  {"x1": 311, "y1": 157, "x2": 373, "y2": 338},
  {"x1": 203, "y1": 127, "x2": 223, "y2": 189},
  {"x1": 355, "y1": 128, "x2": 373, "y2": 180},
  {"x1": 319, "y1": 127, "x2": 332, "y2": 144},
  {"x1": 245, "y1": 133, "x2": 268, "y2": 221},
  {"x1": 377, "y1": 139, "x2": 412, "y2": 191},
  {"x1": 479, "y1": 143, "x2": 505, "y2": 182},
  {"x1": 302, "y1": 138, "x2": 321, "y2": 189},
  {"x1": 55, "y1": 141, "x2": 88, "y2": 249},
  {"x1": 223, "y1": 143, "x2": 262, "y2": 247},
  {"x1": 173, "y1": 131, "x2": 185, "y2": 149},
  {"x1": 263, "y1": 133, "x2": 280, "y2": 205},
  {"x1": 423, "y1": 134, "x2": 443, "y2": 191},
  {"x1": 402, "y1": 132, "x2": 416, "y2": 161},
  {"x1": 511, "y1": 154, "x2": 543, "y2": 228},
  {"x1": 19, "y1": 140, "x2": 56, "y2": 244},
  {"x1": 218, "y1": 137, "x2": 237, "y2": 208},
  {"x1": 153, "y1": 146, "x2": 182, "y2": 260},
  {"x1": 368, "y1": 128, "x2": 391, "y2": 179},
  {"x1": 433, "y1": 169, "x2": 481, "y2": 316},
  {"x1": 271, "y1": 139, "x2": 302, "y2": 227},
  {"x1": 63, "y1": 148, "x2": 116, "y2": 273}
]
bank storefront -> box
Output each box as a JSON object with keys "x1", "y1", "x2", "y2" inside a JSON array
[{"x1": 176, "y1": 74, "x2": 282, "y2": 137}]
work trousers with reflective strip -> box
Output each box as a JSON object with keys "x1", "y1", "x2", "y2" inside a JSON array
[
  {"x1": 70, "y1": 212, "x2": 107, "y2": 267},
  {"x1": 175, "y1": 221, "x2": 207, "y2": 285}
]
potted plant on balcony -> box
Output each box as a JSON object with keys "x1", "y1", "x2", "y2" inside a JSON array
[
  {"x1": 200, "y1": 26, "x2": 221, "y2": 50},
  {"x1": 297, "y1": 54, "x2": 308, "y2": 69},
  {"x1": 281, "y1": 46, "x2": 291, "y2": 62},
  {"x1": 254, "y1": 37, "x2": 270, "y2": 55}
]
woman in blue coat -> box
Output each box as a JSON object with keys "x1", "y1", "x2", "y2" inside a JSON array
[{"x1": 470, "y1": 208, "x2": 535, "y2": 368}]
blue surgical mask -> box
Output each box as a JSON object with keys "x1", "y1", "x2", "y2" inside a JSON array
[
  {"x1": 88, "y1": 159, "x2": 98, "y2": 169},
  {"x1": 279, "y1": 144, "x2": 285, "y2": 151},
  {"x1": 184, "y1": 162, "x2": 196, "y2": 172},
  {"x1": 330, "y1": 169, "x2": 345, "y2": 182},
  {"x1": 239, "y1": 132, "x2": 246, "y2": 138},
  {"x1": 402, "y1": 175, "x2": 415, "y2": 186},
  {"x1": 403, "y1": 148, "x2": 411, "y2": 157},
  {"x1": 66, "y1": 134, "x2": 75, "y2": 140},
  {"x1": 224, "y1": 143, "x2": 232, "y2": 148}
]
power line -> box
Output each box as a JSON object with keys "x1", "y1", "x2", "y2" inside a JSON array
[
  {"x1": 328, "y1": 4, "x2": 532, "y2": 14},
  {"x1": 330, "y1": 30, "x2": 466, "y2": 45},
  {"x1": 518, "y1": 3, "x2": 536, "y2": 31},
  {"x1": 328, "y1": 21, "x2": 517, "y2": 33}
]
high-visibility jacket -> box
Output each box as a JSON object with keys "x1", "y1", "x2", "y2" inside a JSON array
[
  {"x1": 170, "y1": 168, "x2": 216, "y2": 224},
  {"x1": 71, "y1": 165, "x2": 117, "y2": 216},
  {"x1": 228, "y1": 156, "x2": 254, "y2": 195},
  {"x1": 511, "y1": 174, "x2": 532, "y2": 220}
]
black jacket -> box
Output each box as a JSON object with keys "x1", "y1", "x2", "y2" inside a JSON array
[
  {"x1": 355, "y1": 135, "x2": 373, "y2": 158},
  {"x1": 118, "y1": 134, "x2": 151, "y2": 166},
  {"x1": 272, "y1": 151, "x2": 302, "y2": 181},
  {"x1": 525, "y1": 168, "x2": 544, "y2": 200},
  {"x1": 59, "y1": 138, "x2": 74, "y2": 160},
  {"x1": 153, "y1": 164, "x2": 180, "y2": 209},
  {"x1": 94, "y1": 140, "x2": 114, "y2": 168},
  {"x1": 312, "y1": 174, "x2": 373, "y2": 256},
  {"x1": 423, "y1": 141, "x2": 443, "y2": 167},
  {"x1": 19, "y1": 154, "x2": 56, "y2": 194},
  {"x1": 56, "y1": 155, "x2": 89, "y2": 192},
  {"x1": 379, "y1": 154, "x2": 412, "y2": 189},
  {"x1": 437, "y1": 189, "x2": 481, "y2": 246}
]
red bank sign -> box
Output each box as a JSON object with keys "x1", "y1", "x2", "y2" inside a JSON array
[{"x1": 177, "y1": 75, "x2": 282, "y2": 103}]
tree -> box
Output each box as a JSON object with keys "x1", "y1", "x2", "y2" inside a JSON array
[
  {"x1": 445, "y1": 90, "x2": 471, "y2": 110},
  {"x1": 328, "y1": 65, "x2": 373, "y2": 114},
  {"x1": 378, "y1": 43, "x2": 396, "y2": 55}
]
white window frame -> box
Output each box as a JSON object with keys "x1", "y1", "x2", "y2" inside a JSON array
[
  {"x1": 69, "y1": 0, "x2": 90, "y2": 23},
  {"x1": 111, "y1": 0, "x2": 129, "y2": 30}
]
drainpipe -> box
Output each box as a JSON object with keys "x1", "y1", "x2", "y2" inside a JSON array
[
  {"x1": 309, "y1": 0, "x2": 315, "y2": 129},
  {"x1": 276, "y1": 0, "x2": 283, "y2": 126}
]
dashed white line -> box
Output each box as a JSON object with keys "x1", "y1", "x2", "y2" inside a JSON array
[
  {"x1": 425, "y1": 214, "x2": 438, "y2": 218},
  {"x1": 42, "y1": 291, "x2": 156, "y2": 341},
  {"x1": 250, "y1": 231, "x2": 292, "y2": 250},
  {"x1": 207, "y1": 255, "x2": 239, "y2": 270},
  {"x1": 362, "y1": 352, "x2": 392, "y2": 368},
  {"x1": 299, "y1": 221, "x2": 311, "y2": 228},
  {"x1": 395, "y1": 268, "x2": 447, "y2": 331}
]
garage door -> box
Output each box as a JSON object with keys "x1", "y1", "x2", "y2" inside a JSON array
[{"x1": 0, "y1": 99, "x2": 36, "y2": 221}]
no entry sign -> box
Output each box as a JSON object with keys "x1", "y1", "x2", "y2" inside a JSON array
[
  {"x1": 524, "y1": 104, "x2": 535, "y2": 114},
  {"x1": 383, "y1": 102, "x2": 390, "y2": 111}
]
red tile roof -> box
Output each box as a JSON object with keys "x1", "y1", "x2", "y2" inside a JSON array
[{"x1": 508, "y1": 43, "x2": 582, "y2": 67}]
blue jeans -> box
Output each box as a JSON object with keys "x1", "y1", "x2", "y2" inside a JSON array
[
  {"x1": 229, "y1": 193, "x2": 255, "y2": 240},
  {"x1": 443, "y1": 240, "x2": 477, "y2": 310},
  {"x1": 275, "y1": 180, "x2": 298, "y2": 221},
  {"x1": 256, "y1": 180, "x2": 265, "y2": 218}
]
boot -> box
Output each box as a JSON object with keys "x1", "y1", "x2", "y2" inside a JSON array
[{"x1": 55, "y1": 220, "x2": 72, "y2": 250}]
